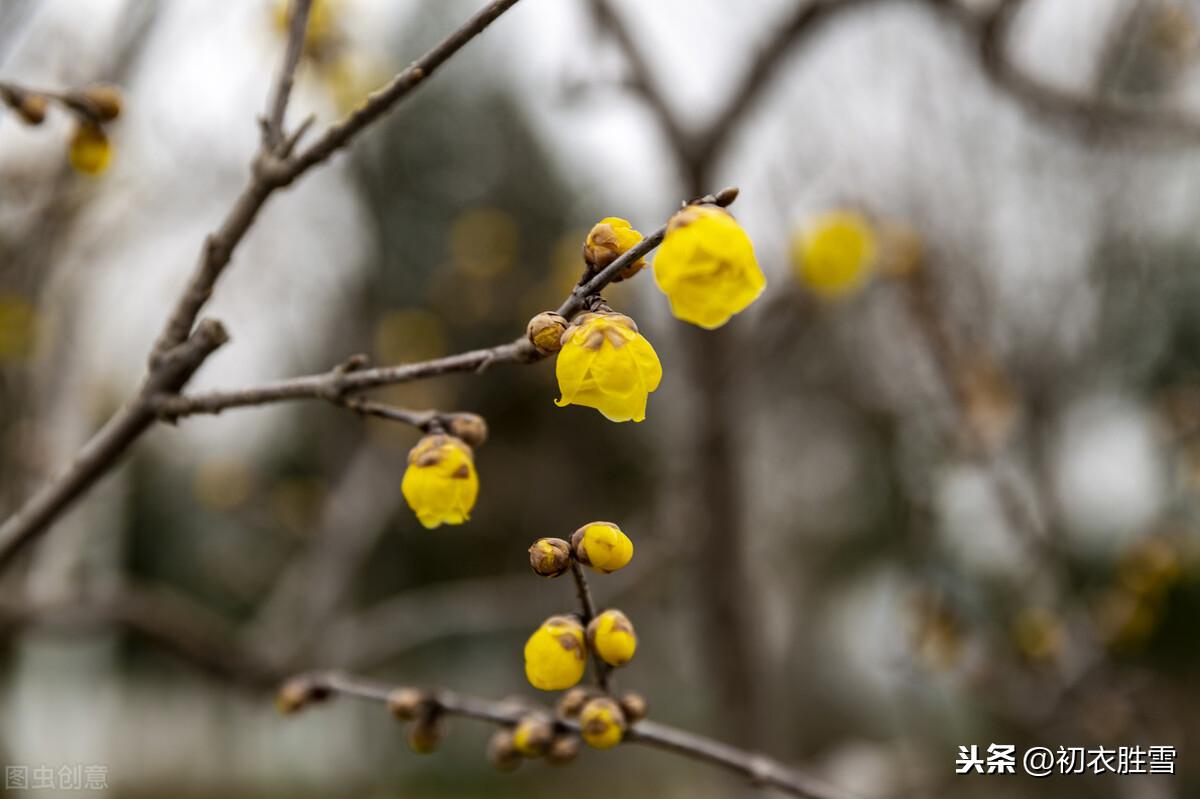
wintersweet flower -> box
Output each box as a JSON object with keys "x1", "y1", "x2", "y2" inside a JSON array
[
  {"x1": 554, "y1": 312, "x2": 662, "y2": 423},
  {"x1": 68, "y1": 122, "x2": 112, "y2": 175},
  {"x1": 524, "y1": 615, "x2": 587, "y2": 691},
  {"x1": 792, "y1": 210, "x2": 878, "y2": 298},
  {"x1": 570, "y1": 521, "x2": 634, "y2": 573},
  {"x1": 652, "y1": 204, "x2": 765, "y2": 329},
  {"x1": 586, "y1": 609, "x2": 637, "y2": 667},
  {"x1": 400, "y1": 434, "x2": 479, "y2": 529},
  {"x1": 579, "y1": 697, "x2": 626, "y2": 750},
  {"x1": 584, "y1": 217, "x2": 645, "y2": 281}
]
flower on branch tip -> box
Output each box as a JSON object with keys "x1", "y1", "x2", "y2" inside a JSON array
[
  {"x1": 555, "y1": 312, "x2": 662, "y2": 423},
  {"x1": 579, "y1": 697, "x2": 626, "y2": 750},
  {"x1": 512, "y1": 714, "x2": 554, "y2": 757},
  {"x1": 652, "y1": 204, "x2": 765, "y2": 329},
  {"x1": 68, "y1": 122, "x2": 112, "y2": 176},
  {"x1": 571, "y1": 521, "x2": 633, "y2": 573},
  {"x1": 584, "y1": 217, "x2": 645, "y2": 281},
  {"x1": 586, "y1": 609, "x2": 637, "y2": 667},
  {"x1": 792, "y1": 210, "x2": 878, "y2": 299},
  {"x1": 401, "y1": 434, "x2": 479, "y2": 529},
  {"x1": 529, "y1": 537, "x2": 571, "y2": 578},
  {"x1": 524, "y1": 615, "x2": 587, "y2": 691}
]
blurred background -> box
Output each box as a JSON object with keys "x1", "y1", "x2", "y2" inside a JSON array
[{"x1": 2, "y1": 0, "x2": 1200, "y2": 796}]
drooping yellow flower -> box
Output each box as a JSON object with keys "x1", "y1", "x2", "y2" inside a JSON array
[
  {"x1": 570, "y1": 521, "x2": 634, "y2": 573},
  {"x1": 579, "y1": 697, "x2": 626, "y2": 750},
  {"x1": 68, "y1": 122, "x2": 112, "y2": 175},
  {"x1": 652, "y1": 204, "x2": 765, "y2": 329},
  {"x1": 554, "y1": 312, "x2": 662, "y2": 423},
  {"x1": 587, "y1": 609, "x2": 637, "y2": 667},
  {"x1": 524, "y1": 615, "x2": 587, "y2": 691},
  {"x1": 792, "y1": 210, "x2": 878, "y2": 299},
  {"x1": 400, "y1": 434, "x2": 479, "y2": 529},
  {"x1": 584, "y1": 217, "x2": 645, "y2": 281}
]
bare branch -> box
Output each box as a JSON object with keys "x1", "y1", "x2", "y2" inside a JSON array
[
  {"x1": 263, "y1": 0, "x2": 315, "y2": 152},
  {"x1": 289, "y1": 670, "x2": 860, "y2": 799}
]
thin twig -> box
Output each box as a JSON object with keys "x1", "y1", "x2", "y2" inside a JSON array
[
  {"x1": 291, "y1": 670, "x2": 860, "y2": 799},
  {"x1": 263, "y1": 0, "x2": 314, "y2": 152},
  {"x1": 568, "y1": 559, "x2": 611, "y2": 692}
]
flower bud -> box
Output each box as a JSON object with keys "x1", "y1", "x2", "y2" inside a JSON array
[
  {"x1": 386, "y1": 687, "x2": 427, "y2": 721},
  {"x1": 529, "y1": 537, "x2": 571, "y2": 578},
  {"x1": 401, "y1": 434, "x2": 479, "y2": 529},
  {"x1": 526, "y1": 311, "x2": 568, "y2": 354},
  {"x1": 556, "y1": 686, "x2": 593, "y2": 718},
  {"x1": 546, "y1": 734, "x2": 582, "y2": 764},
  {"x1": 587, "y1": 609, "x2": 638, "y2": 667},
  {"x1": 512, "y1": 714, "x2": 554, "y2": 757},
  {"x1": 583, "y1": 217, "x2": 645, "y2": 281},
  {"x1": 445, "y1": 412, "x2": 488, "y2": 448},
  {"x1": 571, "y1": 521, "x2": 634, "y2": 573},
  {"x1": 407, "y1": 713, "x2": 445, "y2": 754},
  {"x1": 68, "y1": 122, "x2": 112, "y2": 176},
  {"x1": 15, "y1": 93, "x2": 46, "y2": 125},
  {"x1": 487, "y1": 729, "x2": 521, "y2": 772},
  {"x1": 275, "y1": 676, "x2": 328, "y2": 714},
  {"x1": 80, "y1": 85, "x2": 122, "y2": 121},
  {"x1": 524, "y1": 615, "x2": 587, "y2": 691},
  {"x1": 579, "y1": 697, "x2": 626, "y2": 750},
  {"x1": 617, "y1": 690, "x2": 648, "y2": 723}
]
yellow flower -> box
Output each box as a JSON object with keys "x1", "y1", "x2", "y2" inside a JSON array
[
  {"x1": 524, "y1": 615, "x2": 587, "y2": 691},
  {"x1": 652, "y1": 204, "x2": 765, "y2": 329},
  {"x1": 584, "y1": 217, "x2": 645, "y2": 281},
  {"x1": 571, "y1": 521, "x2": 633, "y2": 573},
  {"x1": 579, "y1": 697, "x2": 626, "y2": 750},
  {"x1": 400, "y1": 434, "x2": 479, "y2": 529},
  {"x1": 587, "y1": 609, "x2": 637, "y2": 667},
  {"x1": 792, "y1": 210, "x2": 877, "y2": 299},
  {"x1": 555, "y1": 312, "x2": 662, "y2": 423},
  {"x1": 68, "y1": 122, "x2": 112, "y2": 175}
]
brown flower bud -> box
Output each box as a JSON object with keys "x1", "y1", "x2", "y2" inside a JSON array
[
  {"x1": 617, "y1": 690, "x2": 648, "y2": 723},
  {"x1": 487, "y1": 729, "x2": 521, "y2": 772},
  {"x1": 512, "y1": 714, "x2": 554, "y2": 757},
  {"x1": 386, "y1": 687, "x2": 428, "y2": 721},
  {"x1": 275, "y1": 676, "x2": 329, "y2": 714},
  {"x1": 16, "y1": 93, "x2": 47, "y2": 125},
  {"x1": 546, "y1": 734, "x2": 582, "y2": 765},
  {"x1": 556, "y1": 686, "x2": 593, "y2": 718},
  {"x1": 80, "y1": 85, "x2": 122, "y2": 122},
  {"x1": 529, "y1": 537, "x2": 571, "y2": 578},
  {"x1": 527, "y1": 311, "x2": 568, "y2": 354},
  {"x1": 407, "y1": 712, "x2": 445, "y2": 754},
  {"x1": 445, "y1": 413, "x2": 488, "y2": 448}
]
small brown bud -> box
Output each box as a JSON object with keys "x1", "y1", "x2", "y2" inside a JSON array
[
  {"x1": 617, "y1": 690, "x2": 648, "y2": 723},
  {"x1": 546, "y1": 734, "x2": 582, "y2": 764},
  {"x1": 556, "y1": 686, "x2": 593, "y2": 718},
  {"x1": 386, "y1": 687, "x2": 427, "y2": 721},
  {"x1": 445, "y1": 413, "x2": 488, "y2": 448},
  {"x1": 80, "y1": 85, "x2": 122, "y2": 121},
  {"x1": 527, "y1": 311, "x2": 568, "y2": 354},
  {"x1": 529, "y1": 537, "x2": 571, "y2": 578},
  {"x1": 407, "y1": 713, "x2": 445, "y2": 754},
  {"x1": 15, "y1": 93, "x2": 47, "y2": 125},
  {"x1": 487, "y1": 729, "x2": 521, "y2": 772},
  {"x1": 714, "y1": 186, "x2": 740, "y2": 207},
  {"x1": 512, "y1": 714, "x2": 554, "y2": 757},
  {"x1": 275, "y1": 676, "x2": 328, "y2": 714}
]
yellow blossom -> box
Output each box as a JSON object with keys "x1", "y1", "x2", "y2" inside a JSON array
[
  {"x1": 652, "y1": 204, "x2": 765, "y2": 329},
  {"x1": 524, "y1": 615, "x2": 587, "y2": 691},
  {"x1": 587, "y1": 609, "x2": 637, "y2": 667},
  {"x1": 555, "y1": 312, "x2": 661, "y2": 423},
  {"x1": 579, "y1": 697, "x2": 626, "y2": 749},
  {"x1": 584, "y1": 217, "x2": 645, "y2": 280},
  {"x1": 792, "y1": 210, "x2": 877, "y2": 298},
  {"x1": 68, "y1": 123, "x2": 112, "y2": 175},
  {"x1": 571, "y1": 522, "x2": 633, "y2": 573},
  {"x1": 400, "y1": 434, "x2": 479, "y2": 529}
]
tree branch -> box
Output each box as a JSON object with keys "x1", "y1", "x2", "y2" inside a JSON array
[
  {"x1": 262, "y1": 0, "x2": 315, "y2": 152},
  {"x1": 288, "y1": 670, "x2": 860, "y2": 799}
]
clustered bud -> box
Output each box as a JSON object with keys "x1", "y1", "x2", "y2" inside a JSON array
[
  {"x1": 511, "y1": 714, "x2": 554, "y2": 757},
  {"x1": 444, "y1": 412, "x2": 488, "y2": 448},
  {"x1": 579, "y1": 697, "x2": 627, "y2": 750},
  {"x1": 274, "y1": 676, "x2": 330, "y2": 714},
  {"x1": 526, "y1": 311, "x2": 568, "y2": 355},
  {"x1": 487, "y1": 729, "x2": 521, "y2": 772},
  {"x1": 529, "y1": 537, "x2": 572, "y2": 578},
  {"x1": 386, "y1": 687, "x2": 428, "y2": 721},
  {"x1": 587, "y1": 609, "x2": 638, "y2": 667}
]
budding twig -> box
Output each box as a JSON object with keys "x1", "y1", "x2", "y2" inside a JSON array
[{"x1": 285, "y1": 670, "x2": 859, "y2": 799}]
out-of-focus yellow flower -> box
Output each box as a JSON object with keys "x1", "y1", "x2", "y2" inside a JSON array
[
  {"x1": 401, "y1": 434, "x2": 479, "y2": 529},
  {"x1": 587, "y1": 609, "x2": 637, "y2": 667},
  {"x1": 584, "y1": 217, "x2": 645, "y2": 281},
  {"x1": 555, "y1": 312, "x2": 661, "y2": 423},
  {"x1": 792, "y1": 210, "x2": 878, "y2": 299},
  {"x1": 68, "y1": 122, "x2": 112, "y2": 175},
  {"x1": 652, "y1": 204, "x2": 765, "y2": 329},
  {"x1": 579, "y1": 697, "x2": 626, "y2": 749},
  {"x1": 571, "y1": 521, "x2": 633, "y2": 573},
  {"x1": 0, "y1": 294, "x2": 37, "y2": 362},
  {"x1": 1119, "y1": 536, "x2": 1181, "y2": 598},
  {"x1": 524, "y1": 615, "x2": 587, "y2": 691},
  {"x1": 1011, "y1": 607, "x2": 1065, "y2": 663}
]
